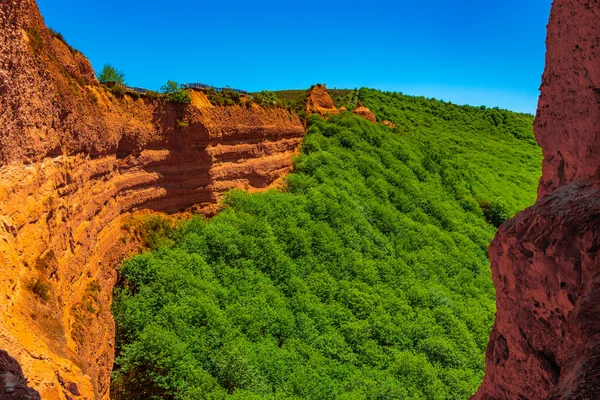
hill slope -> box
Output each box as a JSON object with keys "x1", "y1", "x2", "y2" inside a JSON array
[{"x1": 112, "y1": 89, "x2": 542, "y2": 399}]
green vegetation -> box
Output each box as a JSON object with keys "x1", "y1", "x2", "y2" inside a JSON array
[
  {"x1": 26, "y1": 28, "x2": 45, "y2": 54},
  {"x1": 112, "y1": 89, "x2": 541, "y2": 399},
  {"x1": 98, "y1": 64, "x2": 126, "y2": 84},
  {"x1": 161, "y1": 81, "x2": 192, "y2": 104},
  {"x1": 205, "y1": 87, "x2": 243, "y2": 106},
  {"x1": 110, "y1": 85, "x2": 125, "y2": 98},
  {"x1": 330, "y1": 89, "x2": 359, "y2": 110},
  {"x1": 28, "y1": 278, "x2": 51, "y2": 302}
]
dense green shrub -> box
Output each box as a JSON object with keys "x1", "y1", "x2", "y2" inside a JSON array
[
  {"x1": 205, "y1": 87, "x2": 243, "y2": 106},
  {"x1": 112, "y1": 89, "x2": 542, "y2": 399},
  {"x1": 476, "y1": 198, "x2": 511, "y2": 228},
  {"x1": 98, "y1": 64, "x2": 126, "y2": 84},
  {"x1": 253, "y1": 91, "x2": 278, "y2": 108},
  {"x1": 161, "y1": 81, "x2": 192, "y2": 104}
]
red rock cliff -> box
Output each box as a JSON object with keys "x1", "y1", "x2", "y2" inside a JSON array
[
  {"x1": 0, "y1": 1, "x2": 304, "y2": 399},
  {"x1": 473, "y1": 1, "x2": 600, "y2": 399}
]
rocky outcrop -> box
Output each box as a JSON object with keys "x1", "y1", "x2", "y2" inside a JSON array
[
  {"x1": 352, "y1": 101, "x2": 377, "y2": 123},
  {"x1": 305, "y1": 84, "x2": 339, "y2": 116},
  {"x1": 0, "y1": 1, "x2": 304, "y2": 399},
  {"x1": 305, "y1": 86, "x2": 379, "y2": 125},
  {"x1": 473, "y1": 0, "x2": 600, "y2": 398}
]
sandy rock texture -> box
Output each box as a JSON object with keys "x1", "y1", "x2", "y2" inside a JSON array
[
  {"x1": 0, "y1": 1, "x2": 305, "y2": 399},
  {"x1": 0, "y1": 350, "x2": 40, "y2": 400},
  {"x1": 305, "y1": 84, "x2": 340, "y2": 116}
]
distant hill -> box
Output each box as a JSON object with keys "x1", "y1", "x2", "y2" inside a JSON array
[{"x1": 112, "y1": 88, "x2": 542, "y2": 399}]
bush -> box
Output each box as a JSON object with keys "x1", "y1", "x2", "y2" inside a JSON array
[
  {"x1": 28, "y1": 278, "x2": 51, "y2": 302},
  {"x1": 205, "y1": 87, "x2": 243, "y2": 107},
  {"x1": 489, "y1": 199, "x2": 511, "y2": 227},
  {"x1": 160, "y1": 81, "x2": 191, "y2": 104},
  {"x1": 144, "y1": 90, "x2": 161, "y2": 101},
  {"x1": 110, "y1": 85, "x2": 125, "y2": 98},
  {"x1": 253, "y1": 91, "x2": 278, "y2": 108},
  {"x1": 477, "y1": 197, "x2": 511, "y2": 227},
  {"x1": 98, "y1": 64, "x2": 126, "y2": 84},
  {"x1": 128, "y1": 91, "x2": 141, "y2": 101}
]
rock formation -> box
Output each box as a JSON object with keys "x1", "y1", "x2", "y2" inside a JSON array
[
  {"x1": 352, "y1": 101, "x2": 377, "y2": 123},
  {"x1": 0, "y1": 0, "x2": 304, "y2": 399},
  {"x1": 305, "y1": 85, "x2": 381, "y2": 125},
  {"x1": 305, "y1": 84, "x2": 339, "y2": 116},
  {"x1": 473, "y1": 0, "x2": 600, "y2": 399},
  {"x1": 382, "y1": 120, "x2": 396, "y2": 129}
]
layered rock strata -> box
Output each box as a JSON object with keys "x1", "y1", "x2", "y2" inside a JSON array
[{"x1": 0, "y1": 1, "x2": 304, "y2": 399}]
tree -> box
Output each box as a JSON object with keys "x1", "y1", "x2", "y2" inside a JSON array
[
  {"x1": 160, "y1": 80, "x2": 191, "y2": 104},
  {"x1": 97, "y1": 64, "x2": 126, "y2": 84}
]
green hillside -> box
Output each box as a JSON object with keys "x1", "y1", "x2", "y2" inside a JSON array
[
  {"x1": 111, "y1": 89, "x2": 542, "y2": 399},
  {"x1": 271, "y1": 88, "x2": 357, "y2": 109}
]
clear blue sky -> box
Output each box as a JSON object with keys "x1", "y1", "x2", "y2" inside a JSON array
[{"x1": 37, "y1": 0, "x2": 552, "y2": 114}]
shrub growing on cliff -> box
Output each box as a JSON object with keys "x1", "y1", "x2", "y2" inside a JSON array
[
  {"x1": 112, "y1": 89, "x2": 542, "y2": 399},
  {"x1": 488, "y1": 199, "x2": 511, "y2": 227},
  {"x1": 98, "y1": 64, "x2": 126, "y2": 84},
  {"x1": 110, "y1": 85, "x2": 125, "y2": 98},
  {"x1": 205, "y1": 87, "x2": 243, "y2": 107},
  {"x1": 160, "y1": 81, "x2": 191, "y2": 104},
  {"x1": 28, "y1": 278, "x2": 50, "y2": 302}
]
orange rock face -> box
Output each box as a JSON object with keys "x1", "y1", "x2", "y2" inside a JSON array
[
  {"x1": 352, "y1": 102, "x2": 377, "y2": 123},
  {"x1": 0, "y1": 1, "x2": 305, "y2": 399},
  {"x1": 305, "y1": 84, "x2": 339, "y2": 116},
  {"x1": 473, "y1": 1, "x2": 600, "y2": 399}
]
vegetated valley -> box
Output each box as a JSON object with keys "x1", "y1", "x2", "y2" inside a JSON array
[{"x1": 111, "y1": 88, "x2": 542, "y2": 399}]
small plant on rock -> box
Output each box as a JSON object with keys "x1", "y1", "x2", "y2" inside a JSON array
[{"x1": 160, "y1": 80, "x2": 191, "y2": 104}]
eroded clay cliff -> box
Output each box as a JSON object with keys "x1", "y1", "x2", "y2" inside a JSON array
[
  {"x1": 473, "y1": 0, "x2": 600, "y2": 399},
  {"x1": 305, "y1": 84, "x2": 339, "y2": 116},
  {"x1": 0, "y1": 1, "x2": 304, "y2": 399}
]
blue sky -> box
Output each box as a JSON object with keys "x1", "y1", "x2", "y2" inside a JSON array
[{"x1": 37, "y1": 0, "x2": 552, "y2": 113}]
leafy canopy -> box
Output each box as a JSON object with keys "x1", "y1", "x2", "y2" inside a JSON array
[
  {"x1": 160, "y1": 80, "x2": 192, "y2": 104},
  {"x1": 112, "y1": 89, "x2": 542, "y2": 400},
  {"x1": 97, "y1": 64, "x2": 126, "y2": 84}
]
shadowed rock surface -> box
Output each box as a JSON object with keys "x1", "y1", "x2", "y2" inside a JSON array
[
  {"x1": 0, "y1": 0, "x2": 304, "y2": 399},
  {"x1": 473, "y1": 0, "x2": 600, "y2": 398},
  {"x1": 0, "y1": 350, "x2": 40, "y2": 400}
]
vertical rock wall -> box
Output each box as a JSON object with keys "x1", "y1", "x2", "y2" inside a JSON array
[
  {"x1": 473, "y1": 1, "x2": 600, "y2": 399},
  {"x1": 0, "y1": 1, "x2": 305, "y2": 399}
]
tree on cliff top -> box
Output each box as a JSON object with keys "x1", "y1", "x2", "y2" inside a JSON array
[
  {"x1": 160, "y1": 80, "x2": 191, "y2": 104},
  {"x1": 97, "y1": 64, "x2": 126, "y2": 84}
]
